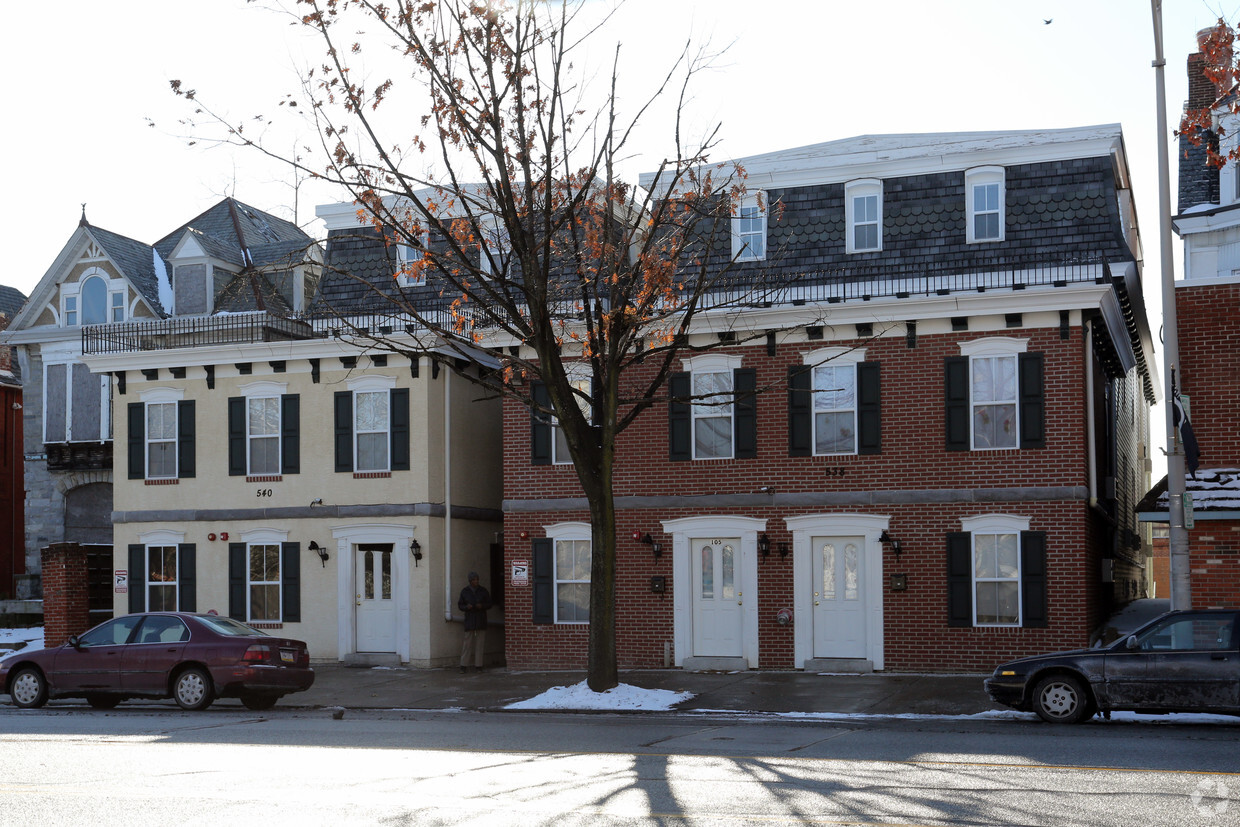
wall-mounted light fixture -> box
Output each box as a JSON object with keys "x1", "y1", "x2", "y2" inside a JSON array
[
  {"x1": 308, "y1": 540, "x2": 329, "y2": 567},
  {"x1": 310, "y1": 498, "x2": 323, "y2": 507},
  {"x1": 410, "y1": 538, "x2": 423, "y2": 566},
  {"x1": 632, "y1": 530, "x2": 662, "y2": 559},
  {"x1": 758, "y1": 533, "x2": 771, "y2": 557},
  {"x1": 879, "y1": 530, "x2": 903, "y2": 559},
  {"x1": 778, "y1": 542, "x2": 790, "y2": 559}
]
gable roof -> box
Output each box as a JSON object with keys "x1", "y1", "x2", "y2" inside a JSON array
[{"x1": 86, "y1": 224, "x2": 166, "y2": 315}]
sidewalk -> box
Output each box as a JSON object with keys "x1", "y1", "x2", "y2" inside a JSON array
[{"x1": 293, "y1": 664, "x2": 995, "y2": 716}]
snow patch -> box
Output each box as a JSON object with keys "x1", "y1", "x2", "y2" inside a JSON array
[
  {"x1": 0, "y1": 626, "x2": 44, "y2": 660},
  {"x1": 153, "y1": 248, "x2": 173, "y2": 313},
  {"x1": 505, "y1": 681, "x2": 693, "y2": 711}
]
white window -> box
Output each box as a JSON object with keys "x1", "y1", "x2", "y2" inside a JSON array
[
  {"x1": 478, "y1": 218, "x2": 509, "y2": 277},
  {"x1": 355, "y1": 390, "x2": 390, "y2": 472},
  {"x1": 960, "y1": 338, "x2": 1027, "y2": 451},
  {"x1": 961, "y1": 515, "x2": 1029, "y2": 627},
  {"x1": 546, "y1": 523, "x2": 591, "y2": 623},
  {"x1": 684, "y1": 353, "x2": 743, "y2": 460},
  {"x1": 248, "y1": 397, "x2": 281, "y2": 475},
  {"x1": 845, "y1": 180, "x2": 882, "y2": 253},
  {"x1": 146, "y1": 545, "x2": 180, "y2": 611},
  {"x1": 248, "y1": 543, "x2": 282, "y2": 621},
  {"x1": 61, "y1": 269, "x2": 126, "y2": 326},
  {"x1": 552, "y1": 376, "x2": 592, "y2": 465},
  {"x1": 966, "y1": 167, "x2": 1005, "y2": 243},
  {"x1": 731, "y1": 192, "x2": 767, "y2": 262},
  {"x1": 805, "y1": 347, "x2": 865, "y2": 455},
  {"x1": 146, "y1": 402, "x2": 178, "y2": 479},
  {"x1": 396, "y1": 226, "x2": 429, "y2": 286}
]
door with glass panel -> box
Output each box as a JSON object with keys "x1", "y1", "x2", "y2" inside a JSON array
[
  {"x1": 811, "y1": 536, "x2": 867, "y2": 659},
  {"x1": 355, "y1": 544, "x2": 397, "y2": 652},
  {"x1": 691, "y1": 537, "x2": 744, "y2": 657}
]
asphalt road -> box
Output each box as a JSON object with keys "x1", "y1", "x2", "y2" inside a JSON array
[{"x1": 1, "y1": 706, "x2": 1236, "y2": 825}]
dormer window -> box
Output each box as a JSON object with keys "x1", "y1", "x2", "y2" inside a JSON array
[
  {"x1": 395, "y1": 226, "x2": 429, "y2": 287},
  {"x1": 845, "y1": 180, "x2": 882, "y2": 253},
  {"x1": 966, "y1": 167, "x2": 1005, "y2": 243},
  {"x1": 732, "y1": 192, "x2": 767, "y2": 262}
]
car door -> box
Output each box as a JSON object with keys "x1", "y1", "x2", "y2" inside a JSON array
[
  {"x1": 120, "y1": 615, "x2": 190, "y2": 695},
  {"x1": 1108, "y1": 612, "x2": 1239, "y2": 712},
  {"x1": 51, "y1": 616, "x2": 143, "y2": 694}
]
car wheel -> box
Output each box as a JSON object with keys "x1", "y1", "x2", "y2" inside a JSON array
[
  {"x1": 9, "y1": 667, "x2": 48, "y2": 709},
  {"x1": 85, "y1": 694, "x2": 121, "y2": 710},
  {"x1": 172, "y1": 667, "x2": 214, "y2": 711},
  {"x1": 240, "y1": 693, "x2": 280, "y2": 711},
  {"x1": 1033, "y1": 674, "x2": 1091, "y2": 724}
]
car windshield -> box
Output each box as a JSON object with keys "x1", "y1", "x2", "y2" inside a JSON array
[{"x1": 191, "y1": 615, "x2": 267, "y2": 637}]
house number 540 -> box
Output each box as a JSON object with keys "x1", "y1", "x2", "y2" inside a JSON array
[{"x1": 256, "y1": 489, "x2": 274, "y2": 498}]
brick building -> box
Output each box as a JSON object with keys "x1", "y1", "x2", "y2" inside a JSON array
[
  {"x1": 1136, "y1": 36, "x2": 1240, "y2": 610},
  {"x1": 502, "y1": 126, "x2": 1157, "y2": 672}
]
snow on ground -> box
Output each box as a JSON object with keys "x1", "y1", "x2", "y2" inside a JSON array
[
  {"x1": 0, "y1": 626, "x2": 44, "y2": 659},
  {"x1": 505, "y1": 680, "x2": 694, "y2": 711}
]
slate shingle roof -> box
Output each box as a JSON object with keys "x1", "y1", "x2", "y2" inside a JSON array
[
  {"x1": 0, "y1": 285, "x2": 26, "y2": 320},
  {"x1": 154, "y1": 197, "x2": 312, "y2": 265},
  {"x1": 86, "y1": 225, "x2": 165, "y2": 315}
]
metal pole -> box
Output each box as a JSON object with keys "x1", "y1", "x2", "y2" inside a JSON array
[{"x1": 1151, "y1": 0, "x2": 1192, "y2": 610}]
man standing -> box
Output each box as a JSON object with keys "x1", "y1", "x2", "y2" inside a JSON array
[{"x1": 458, "y1": 571, "x2": 492, "y2": 673}]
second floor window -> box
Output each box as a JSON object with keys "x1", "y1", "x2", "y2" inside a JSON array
[
  {"x1": 355, "y1": 390, "x2": 390, "y2": 471},
  {"x1": 127, "y1": 395, "x2": 195, "y2": 481},
  {"x1": 146, "y1": 402, "x2": 179, "y2": 479},
  {"x1": 692, "y1": 370, "x2": 734, "y2": 459},
  {"x1": 669, "y1": 356, "x2": 757, "y2": 462},
  {"x1": 946, "y1": 338, "x2": 1044, "y2": 452},
  {"x1": 971, "y1": 355, "x2": 1018, "y2": 450},
  {"x1": 334, "y1": 384, "x2": 410, "y2": 475},
  {"x1": 43, "y1": 362, "x2": 110, "y2": 444},
  {"x1": 229, "y1": 388, "x2": 299, "y2": 478}
]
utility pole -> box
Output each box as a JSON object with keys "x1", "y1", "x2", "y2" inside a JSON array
[{"x1": 1151, "y1": 0, "x2": 1192, "y2": 610}]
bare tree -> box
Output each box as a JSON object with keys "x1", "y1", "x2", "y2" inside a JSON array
[{"x1": 173, "y1": 0, "x2": 805, "y2": 691}]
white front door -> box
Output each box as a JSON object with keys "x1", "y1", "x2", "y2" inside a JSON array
[
  {"x1": 355, "y1": 544, "x2": 397, "y2": 653},
  {"x1": 691, "y1": 537, "x2": 744, "y2": 657},
  {"x1": 811, "y1": 535, "x2": 867, "y2": 659}
]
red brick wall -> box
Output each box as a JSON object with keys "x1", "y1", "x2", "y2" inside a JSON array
[
  {"x1": 40, "y1": 542, "x2": 91, "y2": 647},
  {"x1": 1177, "y1": 281, "x2": 1240, "y2": 466},
  {"x1": 503, "y1": 325, "x2": 1131, "y2": 671},
  {"x1": 1187, "y1": 521, "x2": 1240, "y2": 609}
]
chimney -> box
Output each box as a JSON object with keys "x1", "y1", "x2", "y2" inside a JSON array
[{"x1": 1178, "y1": 30, "x2": 1223, "y2": 213}]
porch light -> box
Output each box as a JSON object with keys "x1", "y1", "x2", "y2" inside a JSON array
[
  {"x1": 410, "y1": 538, "x2": 423, "y2": 566},
  {"x1": 880, "y1": 530, "x2": 903, "y2": 558},
  {"x1": 308, "y1": 541, "x2": 329, "y2": 567},
  {"x1": 758, "y1": 534, "x2": 771, "y2": 557},
  {"x1": 778, "y1": 542, "x2": 790, "y2": 559}
]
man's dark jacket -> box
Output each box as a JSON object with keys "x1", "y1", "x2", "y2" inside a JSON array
[{"x1": 458, "y1": 584, "x2": 493, "y2": 631}]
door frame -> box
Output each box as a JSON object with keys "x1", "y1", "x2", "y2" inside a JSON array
[
  {"x1": 785, "y1": 513, "x2": 888, "y2": 671},
  {"x1": 334, "y1": 523, "x2": 413, "y2": 663},
  {"x1": 662, "y1": 515, "x2": 764, "y2": 669}
]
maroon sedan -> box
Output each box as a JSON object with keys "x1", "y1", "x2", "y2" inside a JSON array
[{"x1": 1, "y1": 612, "x2": 314, "y2": 711}]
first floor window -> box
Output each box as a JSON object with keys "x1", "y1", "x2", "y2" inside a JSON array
[
  {"x1": 555, "y1": 538, "x2": 591, "y2": 623},
  {"x1": 973, "y1": 532, "x2": 1019, "y2": 625},
  {"x1": 249, "y1": 544, "x2": 281, "y2": 621},
  {"x1": 146, "y1": 402, "x2": 178, "y2": 478},
  {"x1": 355, "y1": 390, "x2": 390, "y2": 471},
  {"x1": 147, "y1": 545, "x2": 178, "y2": 612}
]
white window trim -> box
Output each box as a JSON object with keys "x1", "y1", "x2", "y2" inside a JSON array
[
  {"x1": 346, "y1": 374, "x2": 397, "y2": 393},
  {"x1": 138, "y1": 529, "x2": 187, "y2": 546},
  {"x1": 143, "y1": 543, "x2": 180, "y2": 612},
  {"x1": 961, "y1": 514, "x2": 1029, "y2": 628},
  {"x1": 731, "y1": 191, "x2": 767, "y2": 262},
  {"x1": 804, "y1": 347, "x2": 867, "y2": 457},
  {"x1": 845, "y1": 179, "x2": 882, "y2": 254},
  {"x1": 60, "y1": 268, "x2": 127, "y2": 327},
  {"x1": 545, "y1": 521, "x2": 592, "y2": 624},
  {"x1": 966, "y1": 166, "x2": 1005, "y2": 244},
  {"x1": 683, "y1": 353, "x2": 744, "y2": 461},
  {"x1": 239, "y1": 381, "x2": 288, "y2": 477}
]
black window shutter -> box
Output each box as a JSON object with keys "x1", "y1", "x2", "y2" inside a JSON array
[
  {"x1": 947, "y1": 532, "x2": 973, "y2": 627},
  {"x1": 734, "y1": 368, "x2": 757, "y2": 459},
  {"x1": 944, "y1": 356, "x2": 970, "y2": 451},
  {"x1": 334, "y1": 391, "x2": 353, "y2": 472},
  {"x1": 128, "y1": 544, "x2": 146, "y2": 614},
  {"x1": 530, "y1": 382, "x2": 552, "y2": 465},
  {"x1": 128, "y1": 402, "x2": 145, "y2": 479},
  {"x1": 178, "y1": 544, "x2": 196, "y2": 612},
  {"x1": 281, "y1": 542, "x2": 301, "y2": 622},
  {"x1": 788, "y1": 365, "x2": 812, "y2": 456},
  {"x1": 858, "y1": 361, "x2": 881, "y2": 455},
  {"x1": 228, "y1": 397, "x2": 246, "y2": 476},
  {"x1": 532, "y1": 538, "x2": 554, "y2": 624},
  {"x1": 282, "y1": 394, "x2": 301, "y2": 474},
  {"x1": 177, "y1": 400, "x2": 196, "y2": 478},
  {"x1": 228, "y1": 543, "x2": 246, "y2": 620},
  {"x1": 390, "y1": 388, "x2": 410, "y2": 471},
  {"x1": 1021, "y1": 531, "x2": 1049, "y2": 628},
  {"x1": 668, "y1": 372, "x2": 691, "y2": 462},
  {"x1": 1019, "y1": 352, "x2": 1045, "y2": 449}
]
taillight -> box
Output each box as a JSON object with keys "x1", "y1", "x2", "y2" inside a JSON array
[
  {"x1": 242, "y1": 644, "x2": 273, "y2": 664},
  {"x1": 299, "y1": 649, "x2": 310, "y2": 667}
]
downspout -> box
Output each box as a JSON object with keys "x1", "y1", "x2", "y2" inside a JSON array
[
  {"x1": 443, "y1": 365, "x2": 454, "y2": 621},
  {"x1": 1085, "y1": 321, "x2": 1098, "y2": 508}
]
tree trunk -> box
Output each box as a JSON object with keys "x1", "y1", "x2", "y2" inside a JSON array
[{"x1": 584, "y1": 454, "x2": 618, "y2": 692}]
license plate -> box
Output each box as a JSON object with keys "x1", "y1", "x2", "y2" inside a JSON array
[{"x1": 280, "y1": 650, "x2": 295, "y2": 663}]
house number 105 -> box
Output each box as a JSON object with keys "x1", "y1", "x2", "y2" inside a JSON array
[{"x1": 256, "y1": 489, "x2": 274, "y2": 498}]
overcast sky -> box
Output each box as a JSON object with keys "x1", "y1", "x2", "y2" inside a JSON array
[{"x1": 0, "y1": 0, "x2": 1223, "y2": 466}]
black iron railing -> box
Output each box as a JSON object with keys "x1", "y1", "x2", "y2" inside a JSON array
[{"x1": 83, "y1": 312, "x2": 317, "y2": 355}]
